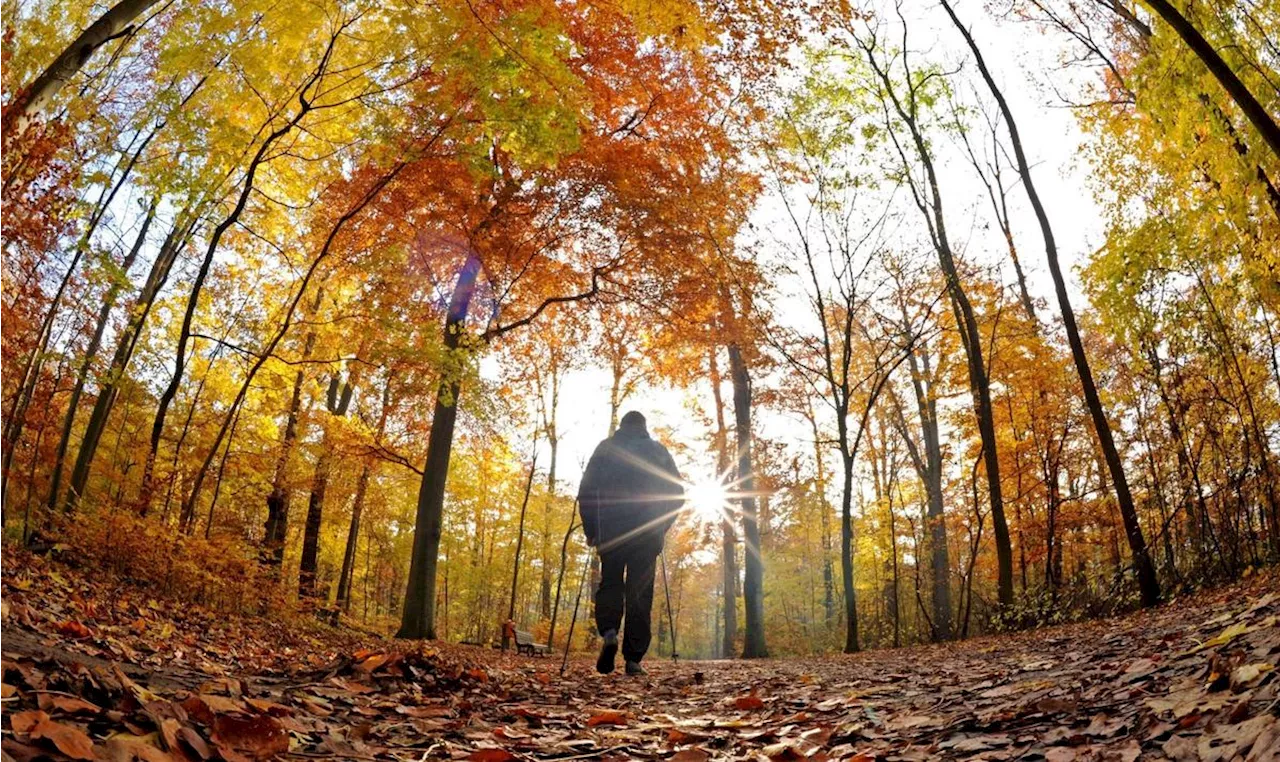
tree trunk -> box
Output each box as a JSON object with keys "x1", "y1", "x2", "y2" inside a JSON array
[
  {"x1": 709, "y1": 348, "x2": 738, "y2": 657},
  {"x1": 264, "y1": 368, "x2": 305, "y2": 564},
  {"x1": 728, "y1": 343, "x2": 767, "y2": 658},
  {"x1": 890, "y1": 333, "x2": 953, "y2": 640},
  {"x1": 337, "y1": 462, "x2": 372, "y2": 611},
  {"x1": 805, "y1": 402, "x2": 835, "y2": 629},
  {"x1": 3, "y1": 246, "x2": 87, "y2": 507},
  {"x1": 1139, "y1": 0, "x2": 1280, "y2": 161},
  {"x1": 939, "y1": 237, "x2": 1012, "y2": 611},
  {"x1": 138, "y1": 102, "x2": 313, "y2": 516},
  {"x1": 16, "y1": 0, "x2": 162, "y2": 121},
  {"x1": 868, "y1": 46, "x2": 1014, "y2": 607},
  {"x1": 205, "y1": 402, "x2": 242, "y2": 539},
  {"x1": 541, "y1": 368, "x2": 560, "y2": 620},
  {"x1": 64, "y1": 214, "x2": 191, "y2": 510},
  {"x1": 49, "y1": 203, "x2": 154, "y2": 511},
  {"x1": 298, "y1": 446, "x2": 331, "y2": 598},
  {"x1": 338, "y1": 375, "x2": 392, "y2": 612},
  {"x1": 547, "y1": 512, "x2": 579, "y2": 649},
  {"x1": 888, "y1": 466, "x2": 901, "y2": 648},
  {"x1": 503, "y1": 442, "x2": 538, "y2": 649},
  {"x1": 299, "y1": 375, "x2": 353, "y2": 598},
  {"x1": 398, "y1": 254, "x2": 482, "y2": 640},
  {"x1": 839, "y1": 451, "x2": 858, "y2": 653},
  {"x1": 941, "y1": 0, "x2": 1159, "y2": 605},
  {"x1": 1, "y1": 112, "x2": 154, "y2": 496}
]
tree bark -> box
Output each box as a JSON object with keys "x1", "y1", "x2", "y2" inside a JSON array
[
  {"x1": 337, "y1": 462, "x2": 372, "y2": 611},
  {"x1": 547, "y1": 511, "x2": 579, "y2": 650},
  {"x1": 299, "y1": 374, "x2": 353, "y2": 598},
  {"x1": 49, "y1": 202, "x2": 154, "y2": 511},
  {"x1": 3, "y1": 246, "x2": 87, "y2": 506},
  {"x1": 890, "y1": 329, "x2": 953, "y2": 640},
  {"x1": 16, "y1": 0, "x2": 162, "y2": 121},
  {"x1": 503, "y1": 442, "x2": 538, "y2": 649},
  {"x1": 728, "y1": 343, "x2": 768, "y2": 658},
  {"x1": 941, "y1": 0, "x2": 1160, "y2": 605},
  {"x1": 539, "y1": 362, "x2": 560, "y2": 620},
  {"x1": 264, "y1": 366, "x2": 306, "y2": 564},
  {"x1": 64, "y1": 214, "x2": 192, "y2": 510},
  {"x1": 838, "y1": 450, "x2": 858, "y2": 653},
  {"x1": 804, "y1": 400, "x2": 835, "y2": 630},
  {"x1": 1139, "y1": 0, "x2": 1280, "y2": 161},
  {"x1": 205, "y1": 402, "x2": 242, "y2": 538},
  {"x1": 709, "y1": 348, "x2": 738, "y2": 658},
  {"x1": 338, "y1": 375, "x2": 392, "y2": 612},
  {"x1": 137, "y1": 95, "x2": 317, "y2": 515},
  {"x1": 397, "y1": 254, "x2": 482, "y2": 640},
  {"x1": 864, "y1": 43, "x2": 1014, "y2": 607}
]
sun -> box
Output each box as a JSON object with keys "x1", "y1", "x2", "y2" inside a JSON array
[{"x1": 685, "y1": 476, "x2": 730, "y2": 523}]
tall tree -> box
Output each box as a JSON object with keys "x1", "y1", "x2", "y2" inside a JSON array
[
  {"x1": 299, "y1": 372, "x2": 356, "y2": 598},
  {"x1": 940, "y1": 0, "x2": 1160, "y2": 606},
  {"x1": 708, "y1": 348, "x2": 739, "y2": 658},
  {"x1": 852, "y1": 24, "x2": 1015, "y2": 607},
  {"x1": 48, "y1": 202, "x2": 155, "y2": 510}
]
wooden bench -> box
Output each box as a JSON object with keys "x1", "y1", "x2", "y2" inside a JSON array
[
  {"x1": 513, "y1": 629, "x2": 549, "y2": 656},
  {"x1": 502, "y1": 622, "x2": 549, "y2": 656}
]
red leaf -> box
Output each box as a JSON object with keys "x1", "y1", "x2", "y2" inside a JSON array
[
  {"x1": 30, "y1": 718, "x2": 96, "y2": 760},
  {"x1": 9, "y1": 710, "x2": 48, "y2": 735},
  {"x1": 212, "y1": 713, "x2": 289, "y2": 759},
  {"x1": 55, "y1": 620, "x2": 93, "y2": 639},
  {"x1": 735, "y1": 688, "x2": 766, "y2": 711},
  {"x1": 587, "y1": 709, "x2": 628, "y2": 727}
]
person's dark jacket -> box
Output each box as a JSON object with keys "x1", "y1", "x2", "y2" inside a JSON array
[{"x1": 577, "y1": 418, "x2": 683, "y2": 555}]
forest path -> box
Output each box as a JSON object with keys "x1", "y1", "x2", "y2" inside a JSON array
[{"x1": 2, "y1": 554, "x2": 1277, "y2": 761}]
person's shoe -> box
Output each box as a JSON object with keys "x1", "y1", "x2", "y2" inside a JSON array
[
  {"x1": 596, "y1": 630, "x2": 618, "y2": 674},
  {"x1": 624, "y1": 660, "x2": 646, "y2": 676}
]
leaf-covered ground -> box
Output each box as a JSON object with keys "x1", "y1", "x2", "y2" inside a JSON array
[{"x1": 2, "y1": 553, "x2": 1277, "y2": 762}]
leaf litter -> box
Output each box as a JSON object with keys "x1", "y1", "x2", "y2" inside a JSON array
[{"x1": 2, "y1": 556, "x2": 1277, "y2": 761}]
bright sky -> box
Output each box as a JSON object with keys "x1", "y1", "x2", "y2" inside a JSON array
[{"x1": 532, "y1": 0, "x2": 1109, "y2": 503}]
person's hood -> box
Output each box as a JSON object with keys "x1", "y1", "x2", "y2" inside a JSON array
[{"x1": 614, "y1": 418, "x2": 649, "y2": 439}]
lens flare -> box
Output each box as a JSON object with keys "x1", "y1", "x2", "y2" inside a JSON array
[{"x1": 686, "y1": 476, "x2": 730, "y2": 523}]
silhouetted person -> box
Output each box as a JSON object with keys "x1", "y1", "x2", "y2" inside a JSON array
[{"x1": 578, "y1": 411, "x2": 683, "y2": 675}]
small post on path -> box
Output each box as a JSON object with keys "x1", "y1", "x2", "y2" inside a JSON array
[{"x1": 561, "y1": 548, "x2": 593, "y2": 675}]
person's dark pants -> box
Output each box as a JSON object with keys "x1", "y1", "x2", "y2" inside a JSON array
[{"x1": 595, "y1": 545, "x2": 658, "y2": 664}]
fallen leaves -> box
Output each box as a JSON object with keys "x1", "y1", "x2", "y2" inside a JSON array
[
  {"x1": 55, "y1": 620, "x2": 93, "y2": 640},
  {"x1": 101, "y1": 736, "x2": 173, "y2": 762},
  {"x1": 38, "y1": 694, "x2": 101, "y2": 715},
  {"x1": 586, "y1": 709, "x2": 629, "y2": 727},
  {"x1": 10, "y1": 709, "x2": 47, "y2": 734},
  {"x1": 29, "y1": 715, "x2": 96, "y2": 760},
  {"x1": 1229, "y1": 662, "x2": 1273, "y2": 691},
  {"x1": 211, "y1": 713, "x2": 290, "y2": 759},
  {"x1": 1187, "y1": 621, "x2": 1250, "y2": 654},
  {"x1": 2, "y1": 553, "x2": 1278, "y2": 761},
  {"x1": 734, "y1": 687, "x2": 766, "y2": 711}
]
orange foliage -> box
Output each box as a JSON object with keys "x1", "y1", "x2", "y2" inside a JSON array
[{"x1": 53, "y1": 510, "x2": 288, "y2": 616}]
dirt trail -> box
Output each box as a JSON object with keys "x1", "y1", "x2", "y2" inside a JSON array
[{"x1": 2, "y1": 554, "x2": 1277, "y2": 761}]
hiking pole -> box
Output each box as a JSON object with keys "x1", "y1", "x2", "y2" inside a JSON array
[
  {"x1": 660, "y1": 547, "x2": 678, "y2": 662},
  {"x1": 561, "y1": 547, "x2": 594, "y2": 675}
]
